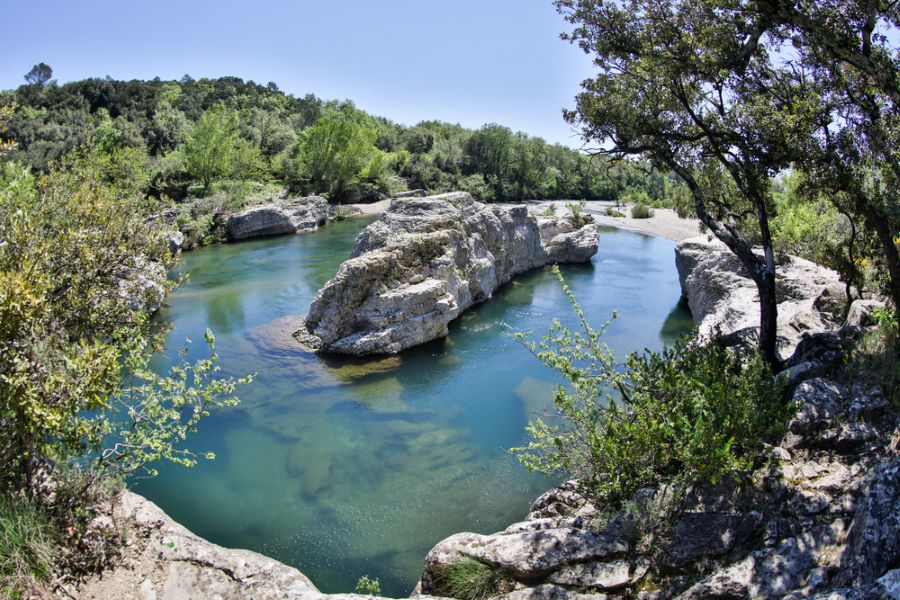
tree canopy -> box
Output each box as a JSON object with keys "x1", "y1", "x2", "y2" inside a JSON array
[
  {"x1": 1, "y1": 74, "x2": 675, "y2": 204},
  {"x1": 557, "y1": 0, "x2": 900, "y2": 362}
]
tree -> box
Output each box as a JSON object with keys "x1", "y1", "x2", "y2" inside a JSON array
[
  {"x1": 556, "y1": 0, "x2": 828, "y2": 368},
  {"x1": 181, "y1": 104, "x2": 254, "y2": 191},
  {"x1": 764, "y1": 1, "x2": 900, "y2": 333},
  {"x1": 24, "y1": 63, "x2": 53, "y2": 87},
  {"x1": 292, "y1": 109, "x2": 379, "y2": 199},
  {"x1": 465, "y1": 124, "x2": 514, "y2": 198}
]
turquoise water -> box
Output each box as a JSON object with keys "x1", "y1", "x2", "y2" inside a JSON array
[{"x1": 135, "y1": 218, "x2": 694, "y2": 596}]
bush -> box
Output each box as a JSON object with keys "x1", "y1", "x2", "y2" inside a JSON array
[
  {"x1": 566, "y1": 200, "x2": 588, "y2": 228},
  {"x1": 434, "y1": 558, "x2": 512, "y2": 600},
  {"x1": 355, "y1": 575, "x2": 381, "y2": 595},
  {"x1": 631, "y1": 203, "x2": 653, "y2": 219},
  {"x1": 0, "y1": 155, "x2": 250, "y2": 490},
  {"x1": 605, "y1": 206, "x2": 625, "y2": 217},
  {"x1": 513, "y1": 268, "x2": 787, "y2": 508},
  {"x1": 847, "y1": 306, "x2": 899, "y2": 408}
]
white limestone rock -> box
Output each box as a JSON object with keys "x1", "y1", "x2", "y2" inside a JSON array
[
  {"x1": 674, "y1": 235, "x2": 847, "y2": 358},
  {"x1": 226, "y1": 196, "x2": 329, "y2": 240},
  {"x1": 300, "y1": 193, "x2": 598, "y2": 355}
]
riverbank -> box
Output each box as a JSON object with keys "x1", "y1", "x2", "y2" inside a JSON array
[{"x1": 526, "y1": 200, "x2": 703, "y2": 242}]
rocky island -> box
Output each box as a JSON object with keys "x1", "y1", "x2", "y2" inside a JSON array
[{"x1": 296, "y1": 192, "x2": 599, "y2": 355}]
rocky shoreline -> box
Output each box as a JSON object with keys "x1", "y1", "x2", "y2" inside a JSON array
[{"x1": 89, "y1": 196, "x2": 896, "y2": 600}]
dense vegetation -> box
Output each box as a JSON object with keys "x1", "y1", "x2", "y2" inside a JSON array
[
  {"x1": 514, "y1": 269, "x2": 788, "y2": 510},
  {"x1": 0, "y1": 101, "x2": 249, "y2": 596},
  {"x1": 558, "y1": 0, "x2": 900, "y2": 366},
  {"x1": 1, "y1": 73, "x2": 675, "y2": 206}
]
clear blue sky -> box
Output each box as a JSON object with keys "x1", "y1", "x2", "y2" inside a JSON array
[{"x1": 2, "y1": 0, "x2": 595, "y2": 147}]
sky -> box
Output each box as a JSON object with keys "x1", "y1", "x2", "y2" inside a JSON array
[{"x1": 1, "y1": 0, "x2": 597, "y2": 147}]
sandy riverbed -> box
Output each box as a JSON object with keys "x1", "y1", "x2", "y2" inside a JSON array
[{"x1": 344, "y1": 197, "x2": 704, "y2": 242}]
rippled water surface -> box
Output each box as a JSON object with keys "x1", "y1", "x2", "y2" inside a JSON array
[{"x1": 136, "y1": 217, "x2": 693, "y2": 595}]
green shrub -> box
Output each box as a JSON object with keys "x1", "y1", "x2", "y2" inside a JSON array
[
  {"x1": 435, "y1": 558, "x2": 512, "y2": 600},
  {"x1": 513, "y1": 268, "x2": 787, "y2": 508},
  {"x1": 566, "y1": 200, "x2": 587, "y2": 228},
  {"x1": 606, "y1": 206, "x2": 625, "y2": 218},
  {"x1": 0, "y1": 494, "x2": 57, "y2": 599},
  {"x1": 631, "y1": 203, "x2": 653, "y2": 219},
  {"x1": 355, "y1": 575, "x2": 381, "y2": 595}
]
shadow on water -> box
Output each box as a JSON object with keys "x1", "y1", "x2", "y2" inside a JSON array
[{"x1": 134, "y1": 222, "x2": 695, "y2": 596}]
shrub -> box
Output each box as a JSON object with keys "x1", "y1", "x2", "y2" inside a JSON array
[
  {"x1": 847, "y1": 306, "x2": 899, "y2": 408},
  {"x1": 566, "y1": 200, "x2": 587, "y2": 228},
  {"x1": 0, "y1": 155, "x2": 250, "y2": 491},
  {"x1": 631, "y1": 203, "x2": 653, "y2": 219},
  {"x1": 435, "y1": 558, "x2": 512, "y2": 600},
  {"x1": 606, "y1": 206, "x2": 625, "y2": 217},
  {"x1": 355, "y1": 575, "x2": 381, "y2": 595},
  {"x1": 513, "y1": 268, "x2": 787, "y2": 508}
]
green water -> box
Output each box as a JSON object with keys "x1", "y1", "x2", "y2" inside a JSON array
[{"x1": 135, "y1": 217, "x2": 694, "y2": 595}]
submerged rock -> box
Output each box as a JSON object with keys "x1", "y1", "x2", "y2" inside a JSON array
[
  {"x1": 674, "y1": 235, "x2": 847, "y2": 358},
  {"x1": 298, "y1": 192, "x2": 598, "y2": 355},
  {"x1": 226, "y1": 196, "x2": 329, "y2": 240}
]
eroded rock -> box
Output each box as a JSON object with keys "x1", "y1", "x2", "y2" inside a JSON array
[
  {"x1": 299, "y1": 193, "x2": 598, "y2": 355},
  {"x1": 674, "y1": 235, "x2": 847, "y2": 358},
  {"x1": 226, "y1": 196, "x2": 329, "y2": 240}
]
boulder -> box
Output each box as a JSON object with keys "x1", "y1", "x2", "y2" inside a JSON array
[
  {"x1": 299, "y1": 193, "x2": 598, "y2": 355},
  {"x1": 833, "y1": 458, "x2": 900, "y2": 588},
  {"x1": 674, "y1": 235, "x2": 847, "y2": 358},
  {"x1": 226, "y1": 196, "x2": 328, "y2": 240}
]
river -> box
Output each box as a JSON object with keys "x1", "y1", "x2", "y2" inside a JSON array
[{"x1": 135, "y1": 216, "x2": 693, "y2": 595}]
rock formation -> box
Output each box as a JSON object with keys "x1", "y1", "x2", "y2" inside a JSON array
[
  {"x1": 298, "y1": 192, "x2": 599, "y2": 355},
  {"x1": 675, "y1": 235, "x2": 849, "y2": 358},
  {"x1": 75, "y1": 490, "x2": 450, "y2": 600},
  {"x1": 416, "y1": 364, "x2": 900, "y2": 600},
  {"x1": 226, "y1": 196, "x2": 329, "y2": 241}
]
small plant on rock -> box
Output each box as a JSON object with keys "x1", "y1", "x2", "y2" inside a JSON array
[
  {"x1": 565, "y1": 200, "x2": 588, "y2": 228},
  {"x1": 435, "y1": 557, "x2": 513, "y2": 600},
  {"x1": 355, "y1": 575, "x2": 381, "y2": 595}
]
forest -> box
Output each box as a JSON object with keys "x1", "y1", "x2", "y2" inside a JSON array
[{"x1": 2, "y1": 72, "x2": 675, "y2": 207}]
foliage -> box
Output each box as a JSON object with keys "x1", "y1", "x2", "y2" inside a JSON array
[
  {"x1": 605, "y1": 206, "x2": 624, "y2": 218},
  {"x1": 0, "y1": 153, "x2": 248, "y2": 490},
  {"x1": 0, "y1": 493, "x2": 57, "y2": 599},
  {"x1": 434, "y1": 558, "x2": 512, "y2": 600},
  {"x1": 512, "y1": 268, "x2": 787, "y2": 508},
  {"x1": 2, "y1": 74, "x2": 674, "y2": 204},
  {"x1": 182, "y1": 104, "x2": 263, "y2": 191},
  {"x1": 0, "y1": 103, "x2": 16, "y2": 155},
  {"x1": 630, "y1": 203, "x2": 652, "y2": 219},
  {"x1": 290, "y1": 108, "x2": 381, "y2": 199},
  {"x1": 354, "y1": 575, "x2": 381, "y2": 595}
]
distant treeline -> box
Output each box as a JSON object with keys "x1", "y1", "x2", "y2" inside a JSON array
[{"x1": 1, "y1": 74, "x2": 678, "y2": 203}]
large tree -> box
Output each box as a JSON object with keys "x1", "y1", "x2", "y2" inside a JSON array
[
  {"x1": 559, "y1": 0, "x2": 900, "y2": 353},
  {"x1": 556, "y1": 0, "x2": 819, "y2": 368}
]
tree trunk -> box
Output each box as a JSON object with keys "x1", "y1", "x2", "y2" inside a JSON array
[
  {"x1": 756, "y1": 268, "x2": 781, "y2": 369},
  {"x1": 857, "y1": 197, "x2": 900, "y2": 335}
]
